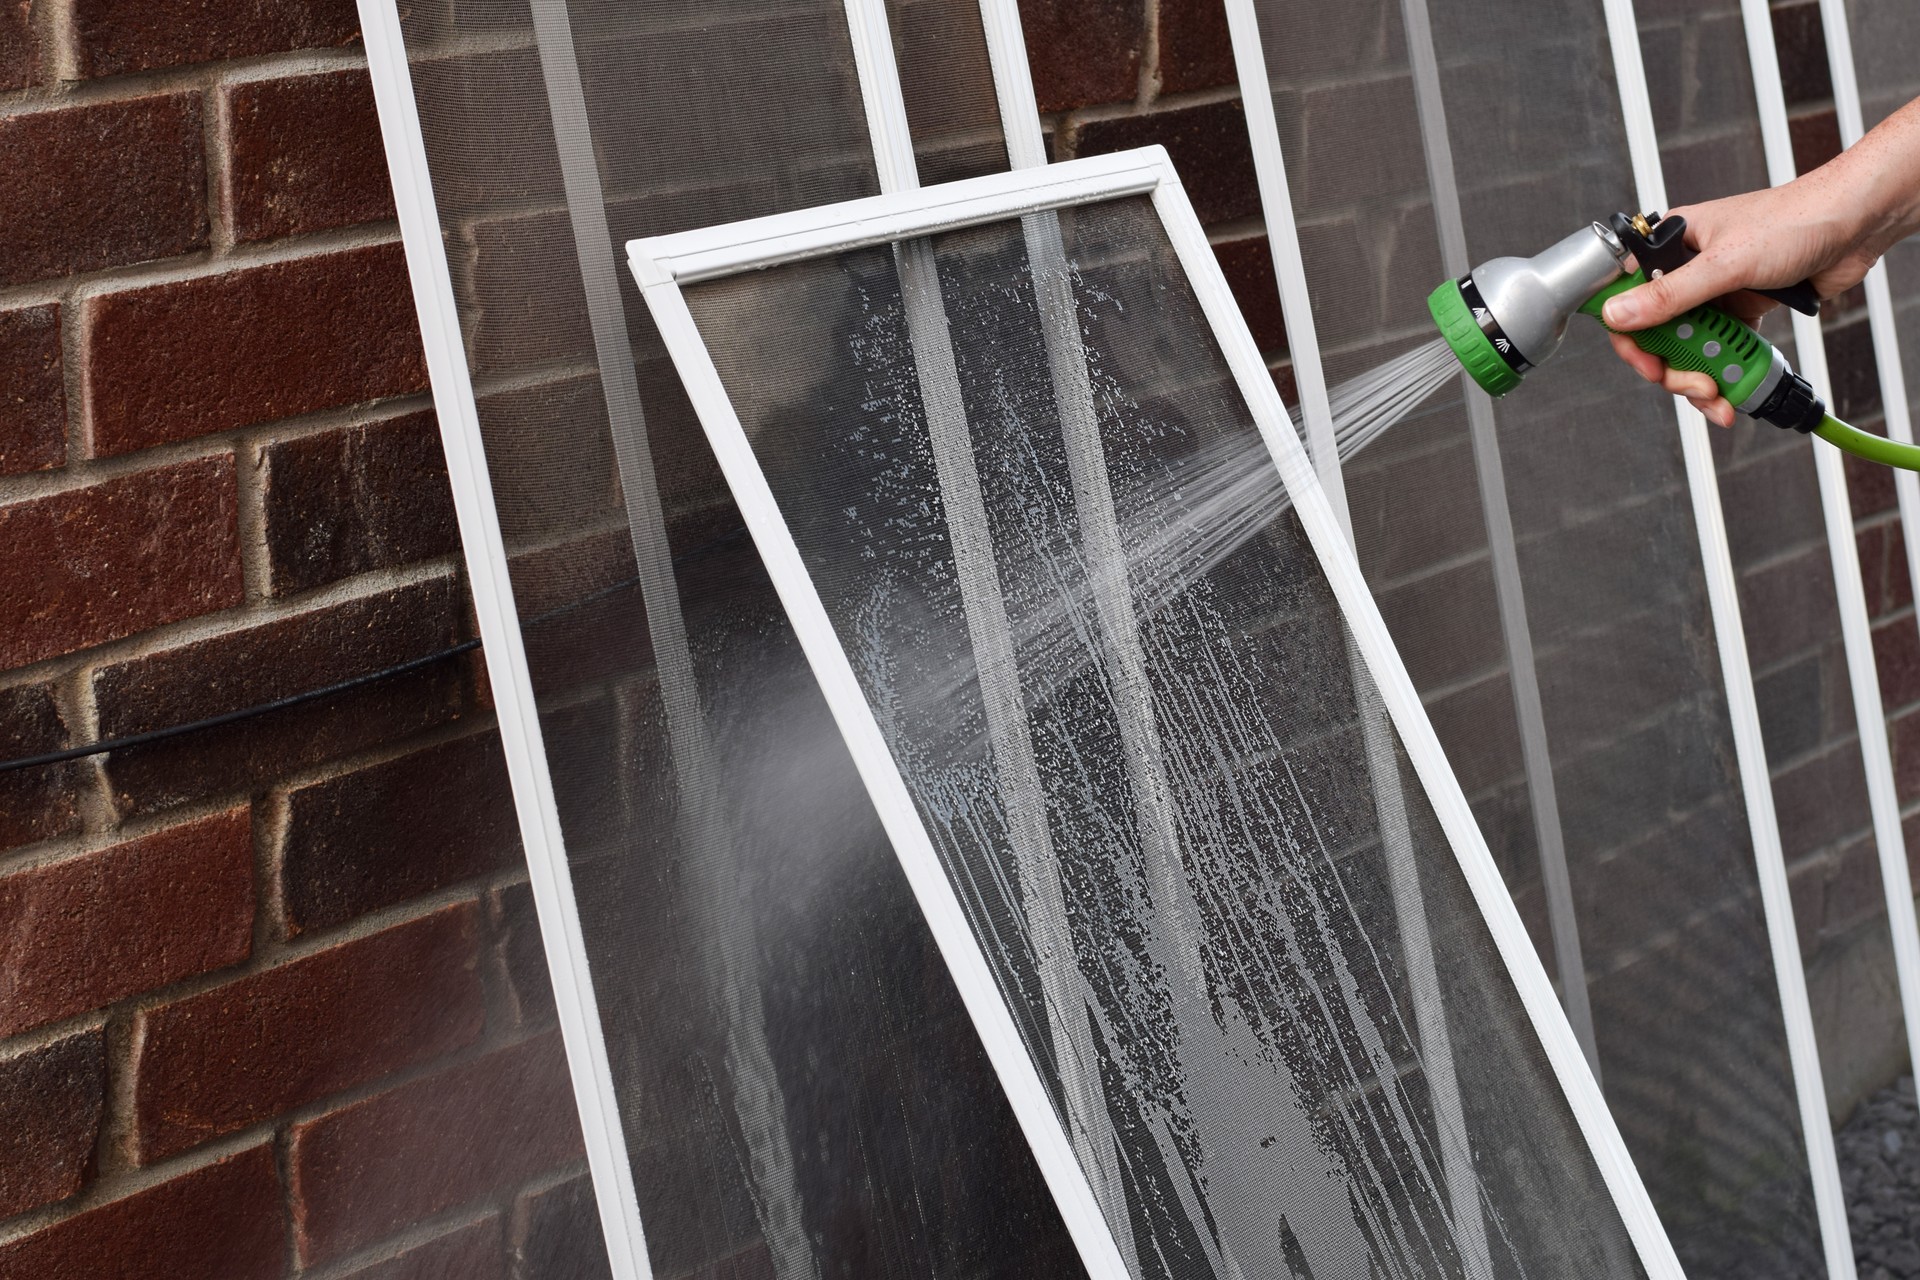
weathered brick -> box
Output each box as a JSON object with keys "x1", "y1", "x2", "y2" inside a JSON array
[
  {"x1": 1213, "y1": 236, "x2": 1286, "y2": 356},
  {"x1": 0, "y1": 456, "x2": 242, "y2": 670},
  {"x1": 1772, "y1": 1, "x2": 1833, "y2": 107},
  {"x1": 290, "y1": 1032, "x2": 584, "y2": 1265},
  {"x1": 1297, "y1": 75, "x2": 1426, "y2": 210},
  {"x1": 1789, "y1": 106, "x2": 1842, "y2": 174},
  {"x1": 1157, "y1": 0, "x2": 1234, "y2": 94},
  {"x1": 226, "y1": 69, "x2": 394, "y2": 242},
  {"x1": 72, "y1": 0, "x2": 359, "y2": 77},
  {"x1": 0, "y1": 0, "x2": 37, "y2": 90},
  {"x1": 1846, "y1": 446, "x2": 1899, "y2": 520},
  {"x1": 0, "y1": 95, "x2": 207, "y2": 286},
  {"x1": 0, "y1": 1029, "x2": 105, "y2": 1218},
  {"x1": 1874, "y1": 614, "x2": 1920, "y2": 711},
  {"x1": 1823, "y1": 314, "x2": 1881, "y2": 425},
  {"x1": 281, "y1": 733, "x2": 517, "y2": 933},
  {"x1": 491, "y1": 881, "x2": 554, "y2": 1027},
  {"x1": 1018, "y1": 0, "x2": 1141, "y2": 112},
  {"x1": 0, "y1": 303, "x2": 64, "y2": 475},
  {"x1": 684, "y1": 1245, "x2": 777, "y2": 1280},
  {"x1": 0, "y1": 1144, "x2": 282, "y2": 1279},
  {"x1": 131, "y1": 903, "x2": 484, "y2": 1163},
  {"x1": 263, "y1": 410, "x2": 457, "y2": 596},
  {"x1": 0, "y1": 679, "x2": 84, "y2": 852},
  {"x1": 513, "y1": 1175, "x2": 611, "y2": 1280},
  {"x1": 0, "y1": 808, "x2": 252, "y2": 1036},
  {"x1": 1822, "y1": 835, "x2": 1888, "y2": 938},
  {"x1": 84, "y1": 243, "x2": 426, "y2": 455},
  {"x1": 341, "y1": 1216, "x2": 504, "y2": 1280},
  {"x1": 1858, "y1": 520, "x2": 1914, "y2": 618},
  {"x1": 91, "y1": 577, "x2": 467, "y2": 814},
  {"x1": 1075, "y1": 100, "x2": 1258, "y2": 225}
]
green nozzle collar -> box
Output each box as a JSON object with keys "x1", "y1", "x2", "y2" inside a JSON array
[{"x1": 1428, "y1": 278, "x2": 1521, "y2": 397}]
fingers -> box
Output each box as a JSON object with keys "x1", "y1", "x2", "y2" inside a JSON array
[
  {"x1": 1601, "y1": 248, "x2": 1747, "y2": 330},
  {"x1": 1607, "y1": 333, "x2": 1734, "y2": 426}
]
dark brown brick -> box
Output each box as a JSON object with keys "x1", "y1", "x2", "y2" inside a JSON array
[
  {"x1": 0, "y1": 303, "x2": 64, "y2": 475},
  {"x1": 1789, "y1": 106, "x2": 1843, "y2": 174},
  {"x1": 84, "y1": 243, "x2": 426, "y2": 455},
  {"x1": 0, "y1": 1029, "x2": 105, "y2": 1218},
  {"x1": 0, "y1": 456, "x2": 242, "y2": 669},
  {"x1": 1847, "y1": 444, "x2": 1900, "y2": 520},
  {"x1": 0, "y1": 95, "x2": 208, "y2": 286},
  {"x1": 1821, "y1": 835, "x2": 1887, "y2": 937},
  {"x1": 1823, "y1": 315, "x2": 1881, "y2": 425},
  {"x1": 0, "y1": 679, "x2": 84, "y2": 852},
  {"x1": 281, "y1": 733, "x2": 517, "y2": 933},
  {"x1": 263, "y1": 410, "x2": 457, "y2": 596},
  {"x1": 685, "y1": 1245, "x2": 777, "y2": 1280},
  {"x1": 73, "y1": 0, "x2": 360, "y2": 77},
  {"x1": 1772, "y1": 1, "x2": 1833, "y2": 107},
  {"x1": 0, "y1": 808, "x2": 252, "y2": 1036},
  {"x1": 0, "y1": 1144, "x2": 282, "y2": 1280},
  {"x1": 513, "y1": 1175, "x2": 611, "y2": 1280},
  {"x1": 0, "y1": 0, "x2": 37, "y2": 90},
  {"x1": 1894, "y1": 706, "x2": 1920, "y2": 805},
  {"x1": 491, "y1": 881, "x2": 554, "y2": 1027},
  {"x1": 1874, "y1": 614, "x2": 1920, "y2": 711},
  {"x1": 1157, "y1": 0, "x2": 1235, "y2": 94},
  {"x1": 131, "y1": 903, "x2": 484, "y2": 1162},
  {"x1": 1075, "y1": 99, "x2": 1258, "y2": 225},
  {"x1": 341, "y1": 1216, "x2": 504, "y2": 1280},
  {"x1": 226, "y1": 69, "x2": 395, "y2": 242},
  {"x1": 1018, "y1": 0, "x2": 1141, "y2": 112},
  {"x1": 92, "y1": 576, "x2": 467, "y2": 814},
  {"x1": 289, "y1": 1032, "x2": 584, "y2": 1265},
  {"x1": 1213, "y1": 235, "x2": 1286, "y2": 356}
]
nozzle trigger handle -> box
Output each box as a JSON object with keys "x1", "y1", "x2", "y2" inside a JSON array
[{"x1": 1609, "y1": 212, "x2": 1821, "y2": 316}]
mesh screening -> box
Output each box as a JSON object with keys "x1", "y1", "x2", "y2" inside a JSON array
[
  {"x1": 1241, "y1": 0, "x2": 1823, "y2": 1270},
  {"x1": 680, "y1": 193, "x2": 1651, "y2": 1277},
  {"x1": 392, "y1": 1, "x2": 1075, "y2": 1275}
]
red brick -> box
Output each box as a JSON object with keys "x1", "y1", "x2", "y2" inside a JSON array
[
  {"x1": 1018, "y1": 0, "x2": 1141, "y2": 112},
  {"x1": 0, "y1": 456, "x2": 242, "y2": 669},
  {"x1": 513, "y1": 1175, "x2": 610, "y2": 1280},
  {"x1": 0, "y1": 303, "x2": 64, "y2": 475},
  {"x1": 1213, "y1": 235, "x2": 1286, "y2": 356},
  {"x1": 341, "y1": 1216, "x2": 504, "y2": 1280},
  {"x1": 131, "y1": 903, "x2": 484, "y2": 1162},
  {"x1": 72, "y1": 0, "x2": 359, "y2": 77},
  {"x1": 0, "y1": 95, "x2": 207, "y2": 286},
  {"x1": 84, "y1": 242, "x2": 426, "y2": 455},
  {"x1": 1822, "y1": 835, "x2": 1888, "y2": 938},
  {"x1": 281, "y1": 733, "x2": 518, "y2": 933},
  {"x1": 1157, "y1": 0, "x2": 1235, "y2": 94},
  {"x1": 1873, "y1": 615, "x2": 1920, "y2": 711},
  {"x1": 1075, "y1": 99, "x2": 1259, "y2": 225},
  {"x1": 0, "y1": 679, "x2": 84, "y2": 853},
  {"x1": 263, "y1": 410, "x2": 457, "y2": 596},
  {"x1": 1894, "y1": 706, "x2": 1920, "y2": 805},
  {"x1": 0, "y1": 1144, "x2": 282, "y2": 1280},
  {"x1": 1847, "y1": 445, "x2": 1899, "y2": 521},
  {"x1": 0, "y1": 1029, "x2": 105, "y2": 1217},
  {"x1": 290, "y1": 1032, "x2": 584, "y2": 1265},
  {"x1": 1823, "y1": 314, "x2": 1882, "y2": 425},
  {"x1": 491, "y1": 881, "x2": 554, "y2": 1027},
  {"x1": 226, "y1": 69, "x2": 395, "y2": 242},
  {"x1": 91, "y1": 576, "x2": 467, "y2": 815},
  {"x1": 1790, "y1": 107, "x2": 1842, "y2": 174},
  {"x1": 1772, "y1": 2, "x2": 1832, "y2": 107},
  {"x1": 0, "y1": 0, "x2": 38, "y2": 90},
  {"x1": 0, "y1": 809, "x2": 252, "y2": 1036}
]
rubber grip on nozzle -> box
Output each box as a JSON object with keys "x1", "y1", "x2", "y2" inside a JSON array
[{"x1": 1427, "y1": 278, "x2": 1520, "y2": 397}]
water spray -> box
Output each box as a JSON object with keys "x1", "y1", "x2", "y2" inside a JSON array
[{"x1": 1428, "y1": 211, "x2": 1920, "y2": 471}]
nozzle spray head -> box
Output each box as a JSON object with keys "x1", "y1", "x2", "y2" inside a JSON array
[{"x1": 1426, "y1": 221, "x2": 1630, "y2": 397}]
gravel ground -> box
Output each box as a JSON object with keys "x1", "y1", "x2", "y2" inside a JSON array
[{"x1": 1839, "y1": 1075, "x2": 1920, "y2": 1278}]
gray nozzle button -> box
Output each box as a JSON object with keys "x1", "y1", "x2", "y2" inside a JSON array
[
  {"x1": 1676, "y1": 323, "x2": 1694, "y2": 339},
  {"x1": 1724, "y1": 364, "x2": 1744, "y2": 383},
  {"x1": 1703, "y1": 339, "x2": 1722, "y2": 357}
]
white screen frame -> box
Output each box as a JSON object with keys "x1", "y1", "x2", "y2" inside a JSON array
[{"x1": 628, "y1": 146, "x2": 1687, "y2": 1280}]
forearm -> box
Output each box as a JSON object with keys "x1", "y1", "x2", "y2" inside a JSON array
[{"x1": 1822, "y1": 95, "x2": 1920, "y2": 259}]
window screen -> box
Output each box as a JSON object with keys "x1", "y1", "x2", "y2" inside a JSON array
[
  {"x1": 1232, "y1": 0, "x2": 1827, "y2": 1270},
  {"x1": 660, "y1": 189, "x2": 1664, "y2": 1277},
  {"x1": 381, "y1": 0, "x2": 1080, "y2": 1275}
]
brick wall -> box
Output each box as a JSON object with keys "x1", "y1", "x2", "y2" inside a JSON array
[
  {"x1": 0, "y1": 0, "x2": 1901, "y2": 1275},
  {"x1": 0, "y1": 3, "x2": 603, "y2": 1277}
]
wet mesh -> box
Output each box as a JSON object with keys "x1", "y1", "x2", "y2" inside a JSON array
[
  {"x1": 1238, "y1": 0, "x2": 1824, "y2": 1270},
  {"x1": 678, "y1": 194, "x2": 1653, "y2": 1277},
  {"x1": 392, "y1": 2, "x2": 1078, "y2": 1275}
]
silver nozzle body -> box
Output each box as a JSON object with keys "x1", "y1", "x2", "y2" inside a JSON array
[{"x1": 1469, "y1": 224, "x2": 1627, "y2": 368}]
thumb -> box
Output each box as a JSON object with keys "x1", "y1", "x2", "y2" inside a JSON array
[{"x1": 1601, "y1": 251, "x2": 1742, "y2": 330}]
